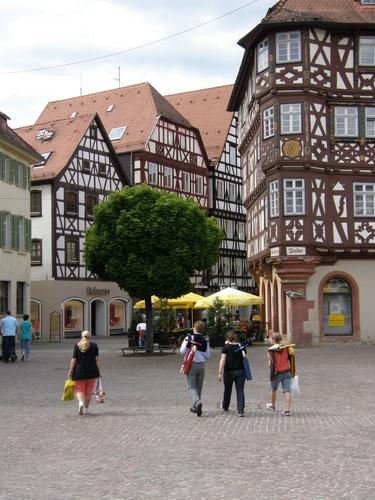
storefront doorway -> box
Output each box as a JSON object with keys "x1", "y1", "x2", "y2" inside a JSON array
[
  {"x1": 90, "y1": 299, "x2": 106, "y2": 336},
  {"x1": 323, "y1": 278, "x2": 352, "y2": 336}
]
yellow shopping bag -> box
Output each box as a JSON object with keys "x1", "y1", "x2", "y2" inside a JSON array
[{"x1": 61, "y1": 379, "x2": 76, "y2": 401}]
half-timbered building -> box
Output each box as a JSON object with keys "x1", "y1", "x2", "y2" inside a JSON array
[
  {"x1": 34, "y1": 82, "x2": 210, "y2": 289},
  {"x1": 166, "y1": 86, "x2": 256, "y2": 292},
  {"x1": 0, "y1": 111, "x2": 42, "y2": 327},
  {"x1": 16, "y1": 114, "x2": 130, "y2": 339},
  {"x1": 229, "y1": 0, "x2": 375, "y2": 344}
]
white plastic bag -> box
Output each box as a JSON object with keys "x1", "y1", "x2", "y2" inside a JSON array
[{"x1": 290, "y1": 375, "x2": 301, "y2": 400}]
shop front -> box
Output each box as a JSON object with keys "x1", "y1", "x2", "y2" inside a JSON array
[{"x1": 31, "y1": 280, "x2": 131, "y2": 341}]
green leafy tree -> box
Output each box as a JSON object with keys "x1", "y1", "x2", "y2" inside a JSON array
[
  {"x1": 85, "y1": 184, "x2": 223, "y2": 351},
  {"x1": 206, "y1": 298, "x2": 234, "y2": 347}
]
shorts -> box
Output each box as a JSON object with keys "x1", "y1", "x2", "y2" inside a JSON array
[
  {"x1": 74, "y1": 378, "x2": 96, "y2": 397},
  {"x1": 271, "y1": 371, "x2": 292, "y2": 393}
]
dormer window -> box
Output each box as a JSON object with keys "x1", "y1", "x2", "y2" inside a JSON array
[
  {"x1": 276, "y1": 31, "x2": 301, "y2": 63},
  {"x1": 257, "y1": 39, "x2": 269, "y2": 73},
  {"x1": 359, "y1": 36, "x2": 375, "y2": 66},
  {"x1": 109, "y1": 126, "x2": 126, "y2": 140}
]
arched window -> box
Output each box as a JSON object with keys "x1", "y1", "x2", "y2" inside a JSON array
[
  {"x1": 323, "y1": 278, "x2": 352, "y2": 336},
  {"x1": 109, "y1": 299, "x2": 126, "y2": 335},
  {"x1": 64, "y1": 299, "x2": 84, "y2": 337}
]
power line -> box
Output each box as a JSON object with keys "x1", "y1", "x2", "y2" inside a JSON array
[{"x1": 0, "y1": 0, "x2": 262, "y2": 76}]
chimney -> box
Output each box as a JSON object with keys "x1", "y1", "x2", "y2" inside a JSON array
[{"x1": 0, "y1": 112, "x2": 10, "y2": 132}]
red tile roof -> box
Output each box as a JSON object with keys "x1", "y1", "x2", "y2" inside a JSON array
[
  {"x1": 165, "y1": 85, "x2": 234, "y2": 165},
  {"x1": 35, "y1": 82, "x2": 193, "y2": 154},
  {"x1": 16, "y1": 114, "x2": 98, "y2": 180},
  {"x1": 263, "y1": 0, "x2": 375, "y2": 25}
]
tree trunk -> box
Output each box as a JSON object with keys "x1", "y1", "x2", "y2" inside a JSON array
[{"x1": 145, "y1": 295, "x2": 154, "y2": 353}]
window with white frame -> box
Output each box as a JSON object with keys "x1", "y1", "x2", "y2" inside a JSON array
[
  {"x1": 269, "y1": 180, "x2": 279, "y2": 217},
  {"x1": 109, "y1": 126, "x2": 126, "y2": 140},
  {"x1": 217, "y1": 179, "x2": 224, "y2": 198},
  {"x1": 284, "y1": 179, "x2": 305, "y2": 215},
  {"x1": 263, "y1": 107, "x2": 274, "y2": 139},
  {"x1": 238, "y1": 222, "x2": 245, "y2": 240},
  {"x1": 182, "y1": 171, "x2": 190, "y2": 192},
  {"x1": 276, "y1": 31, "x2": 301, "y2": 63},
  {"x1": 354, "y1": 183, "x2": 375, "y2": 216},
  {"x1": 359, "y1": 36, "x2": 375, "y2": 65},
  {"x1": 196, "y1": 175, "x2": 203, "y2": 195},
  {"x1": 365, "y1": 108, "x2": 375, "y2": 137},
  {"x1": 334, "y1": 107, "x2": 358, "y2": 137},
  {"x1": 229, "y1": 145, "x2": 237, "y2": 165},
  {"x1": 229, "y1": 183, "x2": 236, "y2": 202},
  {"x1": 280, "y1": 103, "x2": 302, "y2": 134},
  {"x1": 149, "y1": 163, "x2": 158, "y2": 185},
  {"x1": 164, "y1": 167, "x2": 173, "y2": 188},
  {"x1": 257, "y1": 38, "x2": 269, "y2": 72}
]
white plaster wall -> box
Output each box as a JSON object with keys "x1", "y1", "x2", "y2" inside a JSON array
[
  {"x1": 306, "y1": 259, "x2": 375, "y2": 343},
  {"x1": 0, "y1": 180, "x2": 31, "y2": 318},
  {"x1": 31, "y1": 184, "x2": 53, "y2": 281}
]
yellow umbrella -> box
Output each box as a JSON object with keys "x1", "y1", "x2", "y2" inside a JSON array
[
  {"x1": 167, "y1": 292, "x2": 205, "y2": 309},
  {"x1": 194, "y1": 287, "x2": 263, "y2": 309},
  {"x1": 133, "y1": 295, "x2": 163, "y2": 309}
]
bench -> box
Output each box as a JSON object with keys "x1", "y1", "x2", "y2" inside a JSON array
[{"x1": 121, "y1": 343, "x2": 177, "y2": 356}]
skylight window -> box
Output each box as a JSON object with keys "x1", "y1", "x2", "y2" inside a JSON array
[
  {"x1": 71, "y1": 112, "x2": 78, "y2": 118},
  {"x1": 106, "y1": 104, "x2": 114, "y2": 112},
  {"x1": 109, "y1": 126, "x2": 126, "y2": 140}
]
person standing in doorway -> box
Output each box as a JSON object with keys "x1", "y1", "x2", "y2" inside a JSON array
[
  {"x1": 67, "y1": 330, "x2": 101, "y2": 416},
  {"x1": 136, "y1": 321, "x2": 146, "y2": 348},
  {"x1": 218, "y1": 331, "x2": 246, "y2": 417},
  {"x1": 18, "y1": 314, "x2": 35, "y2": 362},
  {"x1": 0, "y1": 311, "x2": 19, "y2": 362},
  {"x1": 180, "y1": 320, "x2": 211, "y2": 417}
]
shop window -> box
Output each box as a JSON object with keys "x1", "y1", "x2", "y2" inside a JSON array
[
  {"x1": 64, "y1": 300, "x2": 84, "y2": 332},
  {"x1": 30, "y1": 300, "x2": 41, "y2": 340},
  {"x1": 323, "y1": 278, "x2": 352, "y2": 335},
  {"x1": 109, "y1": 300, "x2": 126, "y2": 333}
]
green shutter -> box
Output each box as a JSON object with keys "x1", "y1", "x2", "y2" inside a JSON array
[
  {"x1": 13, "y1": 160, "x2": 19, "y2": 187},
  {"x1": 0, "y1": 153, "x2": 5, "y2": 181},
  {"x1": 26, "y1": 218, "x2": 31, "y2": 253},
  {"x1": 11, "y1": 215, "x2": 20, "y2": 250},
  {"x1": 0, "y1": 212, "x2": 4, "y2": 248}
]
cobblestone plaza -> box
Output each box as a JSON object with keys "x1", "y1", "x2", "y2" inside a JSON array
[{"x1": 1, "y1": 338, "x2": 374, "y2": 499}]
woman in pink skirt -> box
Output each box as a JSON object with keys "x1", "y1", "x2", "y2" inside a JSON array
[{"x1": 67, "y1": 330, "x2": 100, "y2": 415}]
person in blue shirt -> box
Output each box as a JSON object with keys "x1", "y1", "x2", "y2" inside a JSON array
[
  {"x1": 0, "y1": 311, "x2": 19, "y2": 362},
  {"x1": 18, "y1": 314, "x2": 35, "y2": 362}
]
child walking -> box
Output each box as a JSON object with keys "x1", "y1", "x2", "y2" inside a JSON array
[
  {"x1": 18, "y1": 314, "x2": 35, "y2": 362},
  {"x1": 266, "y1": 333, "x2": 294, "y2": 416}
]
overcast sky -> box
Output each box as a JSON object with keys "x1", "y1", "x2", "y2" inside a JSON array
[{"x1": 0, "y1": 0, "x2": 275, "y2": 128}]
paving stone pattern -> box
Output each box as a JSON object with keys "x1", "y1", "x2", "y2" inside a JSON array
[{"x1": 0, "y1": 339, "x2": 374, "y2": 499}]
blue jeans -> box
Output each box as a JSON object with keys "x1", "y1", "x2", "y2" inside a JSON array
[
  {"x1": 222, "y1": 369, "x2": 246, "y2": 414},
  {"x1": 186, "y1": 362, "x2": 205, "y2": 408},
  {"x1": 21, "y1": 339, "x2": 31, "y2": 359},
  {"x1": 271, "y1": 371, "x2": 292, "y2": 393}
]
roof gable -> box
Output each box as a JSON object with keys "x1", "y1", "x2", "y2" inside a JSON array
[{"x1": 165, "y1": 85, "x2": 234, "y2": 164}]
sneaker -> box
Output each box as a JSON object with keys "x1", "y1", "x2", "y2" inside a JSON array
[
  {"x1": 220, "y1": 402, "x2": 228, "y2": 412},
  {"x1": 266, "y1": 403, "x2": 275, "y2": 411},
  {"x1": 238, "y1": 413, "x2": 244, "y2": 417},
  {"x1": 21, "y1": 355, "x2": 24, "y2": 362},
  {"x1": 84, "y1": 408, "x2": 90, "y2": 415},
  {"x1": 196, "y1": 402, "x2": 202, "y2": 417},
  {"x1": 282, "y1": 410, "x2": 291, "y2": 416},
  {"x1": 78, "y1": 404, "x2": 84, "y2": 416},
  {"x1": 189, "y1": 407, "x2": 197, "y2": 414}
]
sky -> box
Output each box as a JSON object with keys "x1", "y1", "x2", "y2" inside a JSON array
[{"x1": 0, "y1": 0, "x2": 276, "y2": 128}]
